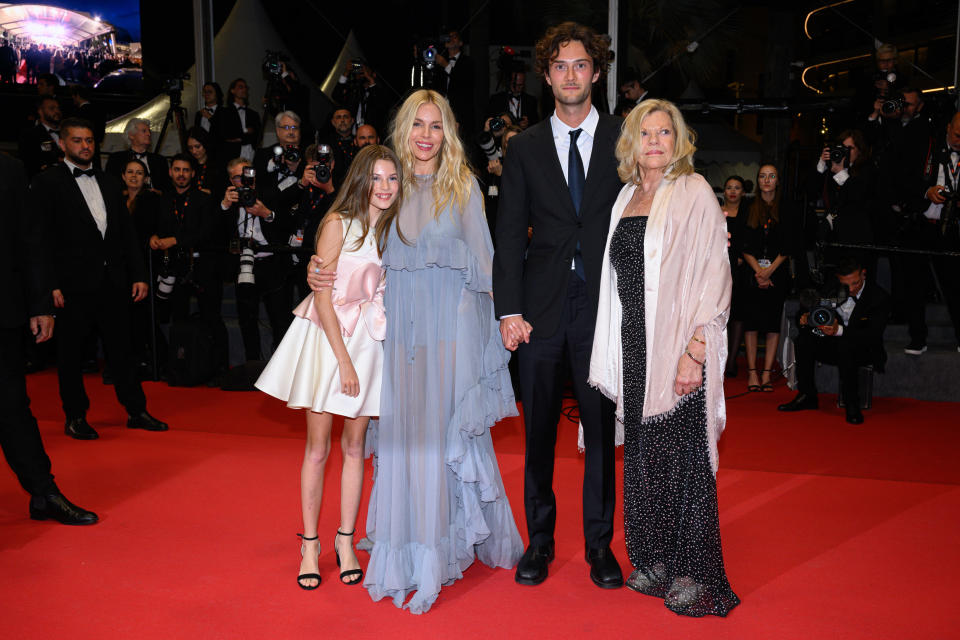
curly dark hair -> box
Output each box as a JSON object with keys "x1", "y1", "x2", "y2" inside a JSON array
[{"x1": 534, "y1": 22, "x2": 610, "y2": 77}]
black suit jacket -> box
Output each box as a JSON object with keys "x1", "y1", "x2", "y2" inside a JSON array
[
  {"x1": 0, "y1": 153, "x2": 52, "y2": 328},
  {"x1": 212, "y1": 104, "x2": 261, "y2": 163},
  {"x1": 18, "y1": 123, "x2": 63, "y2": 180},
  {"x1": 486, "y1": 91, "x2": 540, "y2": 127},
  {"x1": 30, "y1": 164, "x2": 147, "y2": 296},
  {"x1": 842, "y1": 282, "x2": 891, "y2": 371},
  {"x1": 493, "y1": 112, "x2": 624, "y2": 338},
  {"x1": 104, "y1": 149, "x2": 172, "y2": 193}
]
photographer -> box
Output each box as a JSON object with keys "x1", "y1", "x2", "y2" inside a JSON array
[
  {"x1": 253, "y1": 111, "x2": 307, "y2": 208},
  {"x1": 436, "y1": 29, "x2": 475, "y2": 131},
  {"x1": 475, "y1": 115, "x2": 516, "y2": 236},
  {"x1": 333, "y1": 60, "x2": 387, "y2": 136},
  {"x1": 324, "y1": 107, "x2": 357, "y2": 186},
  {"x1": 290, "y1": 142, "x2": 336, "y2": 298},
  {"x1": 262, "y1": 58, "x2": 310, "y2": 143},
  {"x1": 18, "y1": 95, "x2": 63, "y2": 180},
  {"x1": 852, "y1": 43, "x2": 903, "y2": 127},
  {"x1": 486, "y1": 70, "x2": 539, "y2": 130},
  {"x1": 222, "y1": 157, "x2": 292, "y2": 362},
  {"x1": 779, "y1": 257, "x2": 891, "y2": 424},
  {"x1": 902, "y1": 112, "x2": 960, "y2": 355},
  {"x1": 815, "y1": 130, "x2": 878, "y2": 264}
]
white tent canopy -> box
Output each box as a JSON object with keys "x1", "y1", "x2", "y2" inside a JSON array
[{"x1": 0, "y1": 3, "x2": 113, "y2": 46}]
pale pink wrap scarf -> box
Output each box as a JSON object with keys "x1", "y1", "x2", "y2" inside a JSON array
[{"x1": 587, "y1": 173, "x2": 732, "y2": 473}]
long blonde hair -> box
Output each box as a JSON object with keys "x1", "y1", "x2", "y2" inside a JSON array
[
  {"x1": 315, "y1": 144, "x2": 403, "y2": 257},
  {"x1": 616, "y1": 98, "x2": 696, "y2": 184},
  {"x1": 388, "y1": 89, "x2": 473, "y2": 217}
]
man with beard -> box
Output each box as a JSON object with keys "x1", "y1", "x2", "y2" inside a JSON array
[
  {"x1": 31, "y1": 118, "x2": 169, "y2": 440},
  {"x1": 326, "y1": 107, "x2": 357, "y2": 186},
  {"x1": 18, "y1": 95, "x2": 63, "y2": 180},
  {"x1": 354, "y1": 123, "x2": 379, "y2": 149}
]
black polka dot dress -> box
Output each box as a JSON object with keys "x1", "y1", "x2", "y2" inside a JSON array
[{"x1": 610, "y1": 215, "x2": 740, "y2": 617}]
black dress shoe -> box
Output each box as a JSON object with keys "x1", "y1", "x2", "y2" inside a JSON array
[
  {"x1": 777, "y1": 393, "x2": 819, "y2": 412},
  {"x1": 586, "y1": 546, "x2": 623, "y2": 589},
  {"x1": 65, "y1": 417, "x2": 99, "y2": 440},
  {"x1": 845, "y1": 407, "x2": 864, "y2": 424},
  {"x1": 127, "y1": 411, "x2": 169, "y2": 431},
  {"x1": 515, "y1": 542, "x2": 554, "y2": 586},
  {"x1": 29, "y1": 493, "x2": 98, "y2": 525}
]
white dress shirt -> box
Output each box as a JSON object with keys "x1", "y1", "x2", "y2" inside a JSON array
[
  {"x1": 64, "y1": 159, "x2": 107, "y2": 238},
  {"x1": 235, "y1": 102, "x2": 254, "y2": 161},
  {"x1": 834, "y1": 283, "x2": 865, "y2": 336},
  {"x1": 550, "y1": 105, "x2": 599, "y2": 184},
  {"x1": 200, "y1": 104, "x2": 217, "y2": 132},
  {"x1": 923, "y1": 148, "x2": 960, "y2": 221}
]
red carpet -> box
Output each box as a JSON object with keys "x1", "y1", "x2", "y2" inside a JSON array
[{"x1": 2, "y1": 368, "x2": 958, "y2": 639}]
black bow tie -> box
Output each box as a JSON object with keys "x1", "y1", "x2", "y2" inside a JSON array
[
  {"x1": 236, "y1": 104, "x2": 245, "y2": 111},
  {"x1": 72, "y1": 167, "x2": 96, "y2": 178}
]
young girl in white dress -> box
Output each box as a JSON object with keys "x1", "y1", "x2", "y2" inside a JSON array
[{"x1": 256, "y1": 145, "x2": 402, "y2": 589}]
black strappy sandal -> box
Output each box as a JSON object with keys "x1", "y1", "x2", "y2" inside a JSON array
[
  {"x1": 746, "y1": 368, "x2": 761, "y2": 392},
  {"x1": 334, "y1": 530, "x2": 363, "y2": 585},
  {"x1": 296, "y1": 533, "x2": 321, "y2": 590},
  {"x1": 760, "y1": 369, "x2": 775, "y2": 392}
]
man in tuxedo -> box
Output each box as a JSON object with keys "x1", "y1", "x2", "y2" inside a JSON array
[
  {"x1": 212, "y1": 78, "x2": 260, "y2": 163},
  {"x1": 333, "y1": 61, "x2": 388, "y2": 136},
  {"x1": 0, "y1": 152, "x2": 98, "y2": 525},
  {"x1": 779, "y1": 257, "x2": 891, "y2": 424},
  {"x1": 486, "y1": 70, "x2": 540, "y2": 130},
  {"x1": 18, "y1": 95, "x2": 63, "y2": 180},
  {"x1": 901, "y1": 111, "x2": 960, "y2": 355},
  {"x1": 493, "y1": 21, "x2": 624, "y2": 589},
  {"x1": 437, "y1": 29, "x2": 475, "y2": 132},
  {"x1": 104, "y1": 118, "x2": 171, "y2": 192},
  {"x1": 31, "y1": 118, "x2": 169, "y2": 440}
]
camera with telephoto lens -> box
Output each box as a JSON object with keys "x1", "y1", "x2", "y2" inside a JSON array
[
  {"x1": 881, "y1": 94, "x2": 905, "y2": 116},
  {"x1": 829, "y1": 144, "x2": 851, "y2": 164},
  {"x1": 236, "y1": 165, "x2": 257, "y2": 208},
  {"x1": 237, "y1": 246, "x2": 256, "y2": 286},
  {"x1": 476, "y1": 131, "x2": 500, "y2": 162},
  {"x1": 155, "y1": 253, "x2": 176, "y2": 300},
  {"x1": 313, "y1": 144, "x2": 333, "y2": 184}
]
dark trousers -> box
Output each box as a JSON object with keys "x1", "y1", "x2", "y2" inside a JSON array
[
  {"x1": 518, "y1": 276, "x2": 616, "y2": 549},
  {"x1": 164, "y1": 255, "x2": 229, "y2": 370},
  {"x1": 56, "y1": 281, "x2": 147, "y2": 419},
  {"x1": 904, "y1": 222, "x2": 960, "y2": 345},
  {"x1": 794, "y1": 329, "x2": 873, "y2": 406},
  {"x1": 0, "y1": 326, "x2": 57, "y2": 496},
  {"x1": 235, "y1": 256, "x2": 291, "y2": 361}
]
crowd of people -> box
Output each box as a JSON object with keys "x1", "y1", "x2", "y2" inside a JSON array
[
  {"x1": 3, "y1": 20, "x2": 957, "y2": 620},
  {"x1": 0, "y1": 38, "x2": 135, "y2": 86}
]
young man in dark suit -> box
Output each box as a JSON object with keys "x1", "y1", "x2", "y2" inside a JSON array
[
  {"x1": 493, "y1": 22, "x2": 624, "y2": 589},
  {"x1": 31, "y1": 118, "x2": 169, "y2": 440},
  {"x1": 779, "y1": 256, "x2": 891, "y2": 424},
  {"x1": 212, "y1": 78, "x2": 261, "y2": 164},
  {"x1": 18, "y1": 95, "x2": 63, "y2": 180},
  {"x1": 0, "y1": 152, "x2": 98, "y2": 524}
]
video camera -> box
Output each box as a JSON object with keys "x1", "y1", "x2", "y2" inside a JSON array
[
  {"x1": 419, "y1": 34, "x2": 451, "y2": 69},
  {"x1": 262, "y1": 50, "x2": 288, "y2": 77},
  {"x1": 161, "y1": 72, "x2": 189, "y2": 106}
]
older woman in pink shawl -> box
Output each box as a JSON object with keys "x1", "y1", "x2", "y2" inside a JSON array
[{"x1": 587, "y1": 99, "x2": 739, "y2": 617}]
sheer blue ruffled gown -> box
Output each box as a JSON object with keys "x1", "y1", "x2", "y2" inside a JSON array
[{"x1": 362, "y1": 175, "x2": 523, "y2": 614}]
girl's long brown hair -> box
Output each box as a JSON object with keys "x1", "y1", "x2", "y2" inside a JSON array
[
  {"x1": 746, "y1": 164, "x2": 781, "y2": 229},
  {"x1": 314, "y1": 144, "x2": 404, "y2": 257}
]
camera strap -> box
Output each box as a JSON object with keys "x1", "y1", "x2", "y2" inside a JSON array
[{"x1": 941, "y1": 151, "x2": 960, "y2": 191}]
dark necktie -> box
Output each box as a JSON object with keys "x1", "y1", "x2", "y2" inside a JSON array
[
  {"x1": 568, "y1": 128, "x2": 586, "y2": 280},
  {"x1": 73, "y1": 167, "x2": 95, "y2": 178}
]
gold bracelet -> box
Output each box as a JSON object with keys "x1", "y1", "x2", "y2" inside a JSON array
[
  {"x1": 685, "y1": 349, "x2": 705, "y2": 366},
  {"x1": 690, "y1": 335, "x2": 705, "y2": 345}
]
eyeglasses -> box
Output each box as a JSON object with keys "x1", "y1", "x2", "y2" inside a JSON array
[{"x1": 280, "y1": 125, "x2": 299, "y2": 131}]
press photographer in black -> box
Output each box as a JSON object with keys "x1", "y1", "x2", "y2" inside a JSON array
[
  {"x1": 261, "y1": 56, "x2": 310, "y2": 142},
  {"x1": 902, "y1": 111, "x2": 960, "y2": 355},
  {"x1": 221, "y1": 157, "x2": 293, "y2": 362},
  {"x1": 486, "y1": 69, "x2": 539, "y2": 130},
  {"x1": 814, "y1": 130, "x2": 878, "y2": 267},
  {"x1": 779, "y1": 257, "x2": 891, "y2": 424},
  {"x1": 333, "y1": 59, "x2": 387, "y2": 136}
]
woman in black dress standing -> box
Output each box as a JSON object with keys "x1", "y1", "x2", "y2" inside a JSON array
[
  {"x1": 740, "y1": 164, "x2": 792, "y2": 392},
  {"x1": 720, "y1": 175, "x2": 748, "y2": 378},
  {"x1": 589, "y1": 99, "x2": 739, "y2": 617}
]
